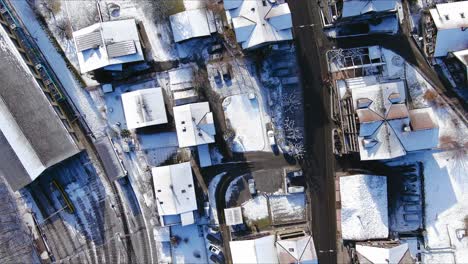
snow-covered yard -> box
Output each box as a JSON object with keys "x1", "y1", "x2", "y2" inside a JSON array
[
  {"x1": 170, "y1": 224, "x2": 208, "y2": 264},
  {"x1": 223, "y1": 94, "x2": 267, "y2": 152},
  {"x1": 242, "y1": 195, "x2": 269, "y2": 225}
]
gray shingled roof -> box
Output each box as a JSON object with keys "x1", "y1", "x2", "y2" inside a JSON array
[{"x1": 0, "y1": 32, "x2": 80, "y2": 190}]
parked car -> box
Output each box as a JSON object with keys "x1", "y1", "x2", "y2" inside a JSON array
[
  {"x1": 210, "y1": 53, "x2": 223, "y2": 61},
  {"x1": 213, "y1": 68, "x2": 222, "y2": 84},
  {"x1": 286, "y1": 170, "x2": 303, "y2": 178},
  {"x1": 267, "y1": 130, "x2": 277, "y2": 146},
  {"x1": 248, "y1": 179, "x2": 256, "y2": 195},
  {"x1": 208, "y1": 44, "x2": 223, "y2": 54},
  {"x1": 204, "y1": 201, "x2": 210, "y2": 217},
  {"x1": 221, "y1": 64, "x2": 232, "y2": 82},
  {"x1": 210, "y1": 254, "x2": 225, "y2": 264},
  {"x1": 209, "y1": 244, "x2": 222, "y2": 255},
  {"x1": 206, "y1": 233, "x2": 222, "y2": 246},
  {"x1": 288, "y1": 186, "x2": 305, "y2": 194}
]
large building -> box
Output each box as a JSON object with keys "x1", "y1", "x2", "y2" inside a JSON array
[
  {"x1": 0, "y1": 26, "x2": 80, "y2": 191},
  {"x1": 224, "y1": 0, "x2": 293, "y2": 50},
  {"x1": 424, "y1": 1, "x2": 468, "y2": 58},
  {"x1": 152, "y1": 162, "x2": 198, "y2": 226},
  {"x1": 337, "y1": 76, "x2": 439, "y2": 160},
  {"x1": 73, "y1": 19, "x2": 144, "y2": 73}
]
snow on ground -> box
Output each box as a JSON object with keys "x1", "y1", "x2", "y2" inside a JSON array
[
  {"x1": 103, "y1": 79, "x2": 159, "y2": 129},
  {"x1": 241, "y1": 195, "x2": 269, "y2": 223},
  {"x1": 225, "y1": 175, "x2": 244, "y2": 203},
  {"x1": 10, "y1": 0, "x2": 107, "y2": 136},
  {"x1": 405, "y1": 64, "x2": 468, "y2": 147},
  {"x1": 223, "y1": 94, "x2": 266, "y2": 152},
  {"x1": 170, "y1": 224, "x2": 208, "y2": 264},
  {"x1": 389, "y1": 150, "x2": 467, "y2": 263},
  {"x1": 130, "y1": 1, "x2": 178, "y2": 61},
  {"x1": 208, "y1": 172, "x2": 226, "y2": 225},
  {"x1": 154, "y1": 226, "x2": 172, "y2": 263},
  {"x1": 269, "y1": 193, "x2": 306, "y2": 225}
]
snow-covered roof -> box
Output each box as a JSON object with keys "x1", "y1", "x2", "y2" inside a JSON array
[
  {"x1": 224, "y1": 207, "x2": 243, "y2": 226},
  {"x1": 429, "y1": 2, "x2": 468, "y2": 57},
  {"x1": 356, "y1": 243, "x2": 410, "y2": 263},
  {"x1": 453, "y1": 49, "x2": 468, "y2": 66},
  {"x1": 94, "y1": 136, "x2": 126, "y2": 181},
  {"x1": 152, "y1": 162, "x2": 197, "y2": 226},
  {"x1": 276, "y1": 235, "x2": 318, "y2": 264},
  {"x1": 169, "y1": 9, "x2": 216, "y2": 42},
  {"x1": 230, "y1": 235, "x2": 278, "y2": 264},
  {"x1": 347, "y1": 78, "x2": 437, "y2": 160},
  {"x1": 0, "y1": 29, "x2": 80, "y2": 191},
  {"x1": 226, "y1": 0, "x2": 293, "y2": 50},
  {"x1": 173, "y1": 102, "x2": 216, "y2": 148},
  {"x1": 388, "y1": 108, "x2": 439, "y2": 152},
  {"x1": 429, "y1": 2, "x2": 468, "y2": 30},
  {"x1": 340, "y1": 174, "x2": 389, "y2": 241},
  {"x1": 358, "y1": 122, "x2": 407, "y2": 160},
  {"x1": 342, "y1": 0, "x2": 397, "y2": 18},
  {"x1": 73, "y1": 19, "x2": 144, "y2": 73},
  {"x1": 121, "y1": 88, "x2": 168, "y2": 129},
  {"x1": 169, "y1": 66, "x2": 194, "y2": 92}
]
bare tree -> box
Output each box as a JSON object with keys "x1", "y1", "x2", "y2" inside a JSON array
[
  {"x1": 54, "y1": 18, "x2": 72, "y2": 40},
  {"x1": 282, "y1": 93, "x2": 300, "y2": 113},
  {"x1": 287, "y1": 142, "x2": 305, "y2": 160}
]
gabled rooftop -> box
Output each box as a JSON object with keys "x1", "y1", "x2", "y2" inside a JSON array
[
  {"x1": 225, "y1": 0, "x2": 293, "y2": 49},
  {"x1": 152, "y1": 162, "x2": 197, "y2": 226},
  {"x1": 0, "y1": 28, "x2": 80, "y2": 191},
  {"x1": 356, "y1": 243, "x2": 413, "y2": 264},
  {"x1": 169, "y1": 9, "x2": 216, "y2": 43},
  {"x1": 341, "y1": 0, "x2": 398, "y2": 18},
  {"x1": 72, "y1": 19, "x2": 144, "y2": 73},
  {"x1": 173, "y1": 102, "x2": 216, "y2": 148}
]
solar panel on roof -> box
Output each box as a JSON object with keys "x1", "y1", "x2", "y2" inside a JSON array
[
  {"x1": 106, "y1": 40, "x2": 136, "y2": 58},
  {"x1": 75, "y1": 31, "x2": 103, "y2": 52}
]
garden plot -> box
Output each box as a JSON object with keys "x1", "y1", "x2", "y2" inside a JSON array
[
  {"x1": 241, "y1": 195, "x2": 270, "y2": 230},
  {"x1": 269, "y1": 193, "x2": 306, "y2": 225},
  {"x1": 223, "y1": 94, "x2": 267, "y2": 152},
  {"x1": 170, "y1": 224, "x2": 208, "y2": 264}
]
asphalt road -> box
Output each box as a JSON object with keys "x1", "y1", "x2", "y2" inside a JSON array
[{"x1": 288, "y1": 1, "x2": 338, "y2": 264}]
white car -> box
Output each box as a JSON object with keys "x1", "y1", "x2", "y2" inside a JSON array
[
  {"x1": 267, "y1": 130, "x2": 276, "y2": 146},
  {"x1": 209, "y1": 244, "x2": 222, "y2": 255},
  {"x1": 248, "y1": 179, "x2": 256, "y2": 195}
]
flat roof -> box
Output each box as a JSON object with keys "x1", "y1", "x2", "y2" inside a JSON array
[
  {"x1": 121, "y1": 88, "x2": 168, "y2": 129},
  {"x1": 429, "y1": 2, "x2": 468, "y2": 30},
  {"x1": 173, "y1": 102, "x2": 216, "y2": 148},
  {"x1": 0, "y1": 27, "x2": 79, "y2": 190},
  {"x1": 73, "y1": 19, "x2": 144, "y2": 73},
  {"x1": 340, "y1": 174, "x2": 389, "y2": 241},
  {"x1": 152, "y1": 162, "x2": 197, "y2": 218}
]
